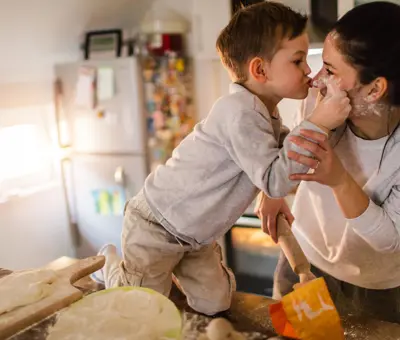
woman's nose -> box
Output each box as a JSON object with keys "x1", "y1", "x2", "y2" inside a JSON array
[{"x1": 312, "y1": 71, "x2": 328, "y2": 89}]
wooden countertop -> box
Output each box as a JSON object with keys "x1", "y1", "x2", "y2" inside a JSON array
[{"x1": 2, "y1": 257, "x2": 400, "y2": 339}]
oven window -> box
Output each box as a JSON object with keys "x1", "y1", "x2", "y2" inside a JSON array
[
  {"x1": 226, "y1": 223, "x2": 280, "y2": 297},
  {"x1": 231, "y1": 227, "x2": 278, "y2": 252}
]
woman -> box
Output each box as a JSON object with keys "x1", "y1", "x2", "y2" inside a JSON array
[{"x1": 258, "y1": 1, "x2": 400, "y2": 323}]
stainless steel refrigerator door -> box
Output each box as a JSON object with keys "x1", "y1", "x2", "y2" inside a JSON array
[
  {"x1": 71, "y1": 154, "x2": 147, "y2": 258},
  {"x1": 55, "y1": 57, "x2": 146, "y2": 154}
]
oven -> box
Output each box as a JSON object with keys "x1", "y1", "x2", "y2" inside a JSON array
[
  {"x1": 222, "y1": 195, "x2": 295, "y2": 297},
  {"x1": 224, "y1": 214, "x2": 280, "y2": 297}
]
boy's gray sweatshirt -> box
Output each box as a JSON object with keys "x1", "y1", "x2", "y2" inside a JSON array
[{"x1": 144, "y1": 83, "x2": 324, "y2": 248}]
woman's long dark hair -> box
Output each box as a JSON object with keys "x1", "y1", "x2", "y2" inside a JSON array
[{"x1": 331, "y1": 1, "x2": 400, "y2": 168}]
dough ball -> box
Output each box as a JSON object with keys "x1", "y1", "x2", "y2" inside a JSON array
[{"x1": 206, "y1": 318, "x2": 235, "y2": 340}]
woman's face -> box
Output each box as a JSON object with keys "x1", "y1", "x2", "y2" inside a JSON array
[{"x1": 313, "y1": 33, "x2": 376, "y2": 118}]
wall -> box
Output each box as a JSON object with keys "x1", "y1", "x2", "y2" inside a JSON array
[
  {"x1": 0, "y1": 0, "x2": 155, "y2": 270},
  {"x1": 279, "y1": 0, "x2": 310, "y2": 13},
  {"x1": 0, "y1": 186, "x2": 75, "y2": 270}
]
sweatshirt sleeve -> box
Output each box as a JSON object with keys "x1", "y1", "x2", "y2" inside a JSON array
[
  {"x1": 349, "y1": 184, "x2": 400, "y2": 253},
  {"x1": 225, "y1": 109, "x2": 327, "y2": 198},
  {"x1": 278, "y1": 124, "x2": 290, "y2": 148}
]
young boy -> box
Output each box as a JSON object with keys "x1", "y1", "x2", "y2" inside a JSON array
[{"x1": 91, "y1": 2, "x2": 350, "y2": 315}]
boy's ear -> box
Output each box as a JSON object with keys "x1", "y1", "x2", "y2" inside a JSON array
[{"x1": 248, "y1": 57, "x2": 269, "y2": 83}]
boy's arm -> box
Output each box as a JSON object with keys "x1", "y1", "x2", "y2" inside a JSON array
[
  {"x1": 225, "y1": 110, "x2": 327, "y2": 198},
  {"x1": 278, "y1": 124, "x2": 290, "y2": 148}
]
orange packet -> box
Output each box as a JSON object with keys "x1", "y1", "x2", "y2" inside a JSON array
[{"x1": 269, "y1": 278, "x2": 344, "y2": 340}]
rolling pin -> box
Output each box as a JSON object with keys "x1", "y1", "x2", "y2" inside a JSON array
[
  {"x1": 272, "y1": 214, "x2": 344, "y2": 339},
  {"x1": 276, "y1": 213, "x2": 316, "y2": 284}
]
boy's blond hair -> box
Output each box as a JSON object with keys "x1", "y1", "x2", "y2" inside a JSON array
[{"x1": 216, "y1": 1, "x2": 308, "y2": 83}]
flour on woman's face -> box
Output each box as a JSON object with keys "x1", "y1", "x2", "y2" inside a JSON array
[
  {"x1": 313, "y1": 76, "x2": 387, "y2": 118},
  {"x1": 349, "y1": 92, "x2": 388, "y2": 117}
]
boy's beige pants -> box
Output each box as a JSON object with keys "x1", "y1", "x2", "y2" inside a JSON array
[{"x1": 103, "y1": 190, "x2": 236, "y2": 316}]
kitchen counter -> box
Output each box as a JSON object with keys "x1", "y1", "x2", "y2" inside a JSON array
[{"x1": 1, "y1": 257, "x2": 400, "y2": 339}]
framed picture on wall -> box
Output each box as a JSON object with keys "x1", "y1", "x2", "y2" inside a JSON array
[{"x1": 84, "y1": 29, "x2": 123, "y2": 60}]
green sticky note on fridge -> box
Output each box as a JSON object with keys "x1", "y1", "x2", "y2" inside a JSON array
[
  {"x1": 97, "y1": 67, "x2": 115, "y2": 101},
  {"x1": 99, "y1": 190, "x2": 111, "y2": 215},
  {"x1": 111, "y1": 189, "x2": 125, "y2": 215}
]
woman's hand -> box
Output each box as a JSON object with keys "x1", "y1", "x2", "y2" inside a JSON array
[
  {"x1": 288, "y1": 129, "x2": 370, "y2": 219},
  {"x1": 254, "y1": 192, "x2": 294, "y2": 243},
  {"x1": 287, "y1": 129, "x2": 349, "y2": 188}
]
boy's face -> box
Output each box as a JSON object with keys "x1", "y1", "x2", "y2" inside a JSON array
[{"x1": 266, "y1": 33, "x2": 312, "y2": 100}]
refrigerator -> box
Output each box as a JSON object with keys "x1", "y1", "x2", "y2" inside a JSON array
[{"x1": 54, "y1": 56, "x2": 195, "y2": 258}]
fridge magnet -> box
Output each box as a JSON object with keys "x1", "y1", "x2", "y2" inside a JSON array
[
  {"x1": 92, "y1": 188, "x2": 126, "y2": 216},
  {"x1": 153, "y1": 110, "x2": 165, "y2": 129},
  {"x1": 168, "y1": 115, "x2": 181, "y2": 132},
  {"x1": 146, "y1": 102, "x2": 156, "y2": 115},
  {"x1": 111, "y1": 188, "x2": 125, "y2": 215},
  {"x1": 75, "y1": 67, "x2": 96, "y2": 109},
  {"x1": 92, "y1": 190, "x2": 111, "y2": 216},
  {"x1": 84, "y1": 29, "x2": 122, "y2": 60},
  {"x1": 96, "y1": 109, "x2": 105, "y2": 119},
  {"x1": 153, "y1": 86, "x2": 164, "y2": 104},
  {"x1": 147, "y1": 117, "x2": 155, "y2": 135},
  {"x1": 175, "y1": 58, "x2": 185, "y2": 73},
  {"x1": 169, "y1": 99, "x2": 180, "y2": 116},
  {"x1": 145, "y1": 83, "x2": 155, "y2": 102},
  {"x1": 143, "y1": 68, "x2": 154, "y2": 82}
]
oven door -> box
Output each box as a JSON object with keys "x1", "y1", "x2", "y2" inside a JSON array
[{"x1": 224, "y1": 215, "x2": 280, "y2": 297}]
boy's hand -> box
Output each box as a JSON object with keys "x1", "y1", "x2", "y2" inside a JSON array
[
  {"x1": 308, "y1": 79, "x2": 351, "y2": 131},
  {"x1": 288, "y1": 129, "x2": 349, "y2": 188},
  {"x1": 254, "y1": 192, "x2": 294, "y2": 243}
]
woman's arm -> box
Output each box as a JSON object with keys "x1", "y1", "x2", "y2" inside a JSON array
[
  {"x1": 331, "y1": 171, "x2": 370, "y2": 219},
  {"x1": 347, "y1": 192, "x2": 400, "y2": 253},
  {"x1": 288, "y1": 129, "x2": 400, "y2": 253}
]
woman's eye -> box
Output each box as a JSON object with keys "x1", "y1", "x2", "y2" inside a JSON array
[
  {"x1": 293, "y1": 59, "x2": 302, "y2": 65},
  {"x1": 325, "y1": 68, "x2": 334, "y2": 75}
]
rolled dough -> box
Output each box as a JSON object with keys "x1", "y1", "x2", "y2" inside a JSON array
[
  {"x1": 47, "y1": 288, "x2": 182, "y2": 340},
  {"x1": 0, "y1": 269, "x2": 57, "y2": 315}
]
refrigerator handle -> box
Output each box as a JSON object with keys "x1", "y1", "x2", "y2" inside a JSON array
[
  {"x1": 114, "y1": 166, "x2": 131, "y2": 199},
  {"x1": 54, "y1": 78, "x2": 71, "y2": 148}
]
